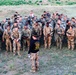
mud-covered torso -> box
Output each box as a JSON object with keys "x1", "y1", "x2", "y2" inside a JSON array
[
  {"x1": 54, "y1": 27, "x2": 64, "y2": 40},
  {"x1": 44, "y1": 26, "x2": 52, "y2": 36},
  {"x1": 67, "y1": 29, "x2": 74, "y2": 41},
  {"x1": 12, "y1": 31, "x2": 19, "y2": 39},
  {"x1": 5, "y1": 30, "x2": 11, "y2": 39},
  {"x1": 22, "y1": 29, "x2": 30, "y2": 37}
]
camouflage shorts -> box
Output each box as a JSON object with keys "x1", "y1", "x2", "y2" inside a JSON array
[{"x1": 30, "y1": 52, "x2": 39, "y2": 70}]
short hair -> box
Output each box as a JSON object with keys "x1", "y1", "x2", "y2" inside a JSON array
[
  {"x1": 14, "y1": 21, "x2": 17, "y2": 23},
  {"x1": 72, "y1": 17, "x2": 75, "y2": 19},
  {"x1": 44, "y1": 11, "x2": 46, "y2": 13}
]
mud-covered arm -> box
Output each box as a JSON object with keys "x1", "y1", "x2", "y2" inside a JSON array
[
  {"x1": 62, "y1": 28, "x2": 65, "y2": 35},
  {"x1": 50, "y1": 27, "x2": 53, "y2": 35},
  {"x1": 18, "y1": 31, "x2": 22, "y2": 41},
  {"x1": 72, "y1": 30, "x2": 75, "y2": 36},
  {"x1": 66, "y1": 30, "x2": 71, "y2": 36},
  {"x1": 28, "y1": 29, "x2": 31, "y2": 39},
  {"x1": 11, "y1": 31, "x2": 14, "y2": 40},
  {"x1": 2, "y1": 31, "x2": 6, "y2": 41}
]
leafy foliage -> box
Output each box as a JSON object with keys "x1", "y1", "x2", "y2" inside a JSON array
[
  {"x1": 0, "y1": 0, "x2": 26, "y2": 5},
  {"x1": 66, "y1": 2, "x2": 76, "y2": 5},
  {"x1": 0, "y1": 0, "x2": 76, "y2": 5}
]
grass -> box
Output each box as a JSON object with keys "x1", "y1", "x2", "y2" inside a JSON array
[
  {"x1": 0, "y1": 5, "x2": 76, "y2": 21},
  {"x1": 66, "y1": 2, "x2": 76, "y2": 5},
  {"x1": 0, "y1": 0, "x2": 76, "y2": 5},
  {"x1": 0, "y1": 46, "x2": 76, "y2": 75},
  {"x1": 0, "y1": 4, "x2": 76, "y2": 75},
  {"x1": 0, "y1": 0, "x2": 26, "y2": 5}
]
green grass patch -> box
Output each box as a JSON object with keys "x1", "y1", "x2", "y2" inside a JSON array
[
  {"x1": 0, "y1": 0, "x2": 26, "y2": 5},
  {"x1": 3, "y1": 70, "x2": 8, "y2": 74},
  {"x1": 66, "y1": 2, "x2": 76, "y2": 5},
  {"x1": 0, "y1": 0, "x2": 76, "y2": 5}
]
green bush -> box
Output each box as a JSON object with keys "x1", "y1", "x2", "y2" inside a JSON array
[
  {"x1": 66, "y1": 2, "x2": 76, "y2": 5},
  {"x1": 0, "y1": 0, "x2": 26, "y2": 5},
  {"x1": 56, "y1": 1, "x2": 61, "y2": 5},
  {"x1": 27, "y1": 0, "x2": 33, "y2": 5},
  {"x1": 0, "y1": 0, "x2": 76, "y2": 5}
]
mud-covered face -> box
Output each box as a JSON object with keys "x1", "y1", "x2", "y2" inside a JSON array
[
  {"x1": 46, "y1": 24, "x2": 49, "y2": 27},
  {"x1": 64, "y1": 16, "x2": 67, "y2": 21},
  {"x1": 25, "y1": 16, "x2": 28, "y2": 19},
  {"x1": 72, "y1": 18, "x2": 75, "y2": 22},
  {"x1": 57, "y1": 20, "x2": 61, "y2": 24},
  {"x1": 35, "y1": 23, "x2": 38, "y2": 26},
  {"x1": 24, "y1": 26, "x2": 28, "y2": 29},
  {"x1": 14, "y1": 23, "x2": 17, "y2": 26},
  {"x1": 19, "y1": 17, "x2": 22, "y2": 21},
  {"x1": 7, "y1": 26, "x2": 10, "y2": 30},
  {"x1": 68, "y1": 21, "x2": 71, "y2": 26}
]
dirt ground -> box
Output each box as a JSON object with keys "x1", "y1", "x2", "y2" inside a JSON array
[
  {"x1": 0, "y1": 46, "x2": 76, "y2": 75},
  {"x1": 0, "y1": 5, "x2": 76, "y2": 75}
]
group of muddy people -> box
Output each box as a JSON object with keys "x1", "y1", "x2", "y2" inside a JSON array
[
  {"x1": 0, "y1": 10, "x2": 76, "y2": 72},
  {"x1": 0, "y1": 10, "x2": 76, "y2": 56}
]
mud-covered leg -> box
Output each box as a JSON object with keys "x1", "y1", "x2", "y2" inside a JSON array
[
  {"x1": 30, "y1": 53, "x2": 36, "y2": 72},
  {"x1": 35, "y1": 53, "x2": 39, "y2": 71},
  {"x1": 13, "y1": 41, "x2": 16, "y2": 55},
  {"x1": 71, "y1": 41, "x2": 74, "y2": 50},
  {"x1": 17, "y1": 42, "x2": 21, "y2": 56},
  {"x1": 23, "y1": 39, "x2": 26, "y2": 51},
  {"x1": 68, "y1": 40, "x2": 71, "y2": 50},
  {"x1": 6, "y1": 40, "x2": 9, "y2": 52},
  {"x1": 60, "y1": 38, "x2": 62, "y2": 50},
  {"x1": 44, "y1": 37, "x2": 47, "y2": 49},
  {"x1": 10, "y1": 41, "x2": 12, "y2": 52},
  {"x1": 56, "y1": 38, "x2": 59, "y2": 48},
  {"x1": 48, "y1": 36, "x2": 51, "y2": 49}
]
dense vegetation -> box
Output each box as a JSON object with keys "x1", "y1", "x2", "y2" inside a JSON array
[{"x1": 0, "y1": 0, "x2": 76, "y2": 6}]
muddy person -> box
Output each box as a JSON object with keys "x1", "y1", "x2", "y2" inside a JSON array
[
  {"x1": 54, "y1": 20, "x2": 64, "y2": 49},
  {"x1": 28, "y1": 32, "x2": 40, "y2": 73},
  {"x1": 11, "y1": 27, "x2": 21, "y2": 56},
  {"x1": 32, "y1": 21, "x2": 42, "y2": 40},
  {"x1": 43, "y1": 22, "x2": 53, "y2": 49},
  {"x1": 2, "y1": 25, "x2": 12, "y2": 52},
  {"x1": 66, "y1": 25, "x2": 75, "y2": 50},
  {"x1": 22, "y1": 25, "x2": 31, "y2": 51}
]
